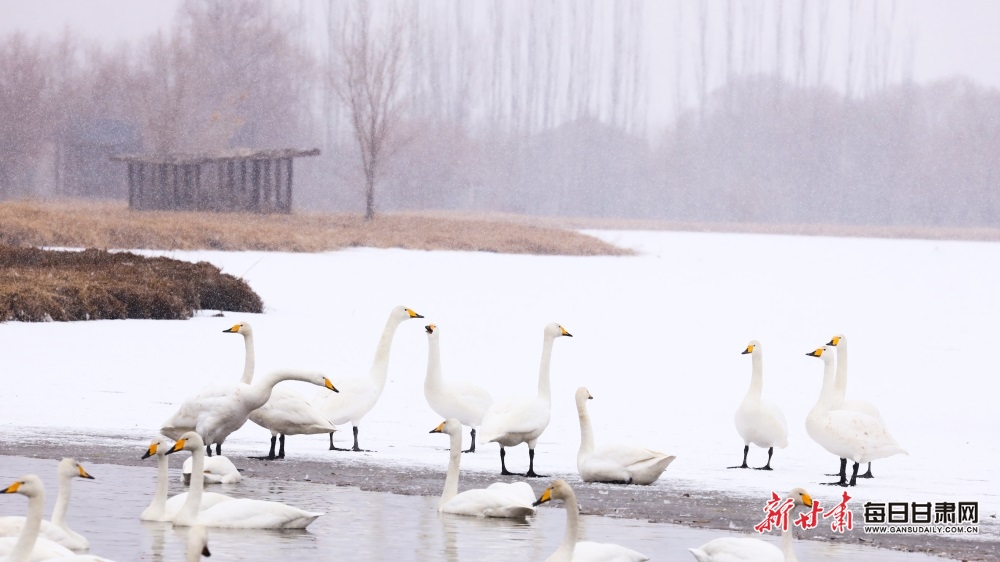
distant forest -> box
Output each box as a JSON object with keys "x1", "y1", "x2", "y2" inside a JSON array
[{"x1": 1, "y1": 0, "x2": 997, "y2": 228}]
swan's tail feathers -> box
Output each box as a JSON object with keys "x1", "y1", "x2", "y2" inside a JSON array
[
  {"x1": 282, "y1": 512, "x2": 323, "y2": 529},
  {"x1": 688, "y1": 547, "x2": 711, "y2": 562}
]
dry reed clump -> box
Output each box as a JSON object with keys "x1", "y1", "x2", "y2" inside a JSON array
[
  {"x1": 0, "y1": 245, "x2": 263, "y2": 322},
  {"x1": 0, "y1": 199, "x2": 631, "y2": 256}
]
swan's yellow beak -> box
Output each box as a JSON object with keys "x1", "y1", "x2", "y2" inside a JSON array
[
  {"x1": 559, "y1": 326, "x2": 573, "y2": 337},
  {"x1": 806, "y1": 348, "x2": 823, "y2": 357},
  {"x1": 429, "y1": 422, "x2": 445, "y2": 434},
  {"x1": 802, "y1": 493, "x2": 813, "y2": 507},
  {"x1": 743, "y1": 344, "x2": 754, "y2": 354},
  {"x1": 223, "y1": 324, "x2": 241, "y2": 333},
  {"x1": 425, "y1": 324, "x2": 436, "y2": 334},
  {"x1": 828, "y1": 336, "x2": 841, "y2": 346},
  {"x1": 165, "y1": 439, "x2": 186, "y2": 455},
  {"x1": 324, "y1": 378, "x2": 339, "y2": 393},
  {"x1": 142, "y1": 442, "x2": 158, "y2": 459},
  {"x1": 406, "y1": 308, "x2": 424, "y2": 319},
  {"x1": 2, "y1": 482, "x2": 21, "y2": 494},
  {"x1": 77, "y1": 464, "x2": 94, "y2": 480},
  {"x1": 533, "y1": 487, "x2": 553, "y2": 507}
]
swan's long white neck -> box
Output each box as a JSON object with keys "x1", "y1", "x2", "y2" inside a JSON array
[
  {"x1": 146, "y1": 452, "x2": 170, "y2": 517},
  {"x1": 537, "y1": 333, "x2": 557, "y2": 402},
  {"x1": 369, "y1": 314, "x2": 405, "y2": 392},
  {"x1": 556, "y1": 489, "x2": 580, "y2": 561},
  {"x1": 746, "y1": 348, "x2": 764, "y2": 399},
  {"x1": 239, "y1": 331, "x2": 256, "y2": 385},
  {"x1": 50, "y1": 471, "x2": 72, "y2": 527},
  {"x1": 576, "y1": 398, "x2": 595, "y2": 462},
  {"x1": 175, "y1": 447, "x2": 205, "y2": 526},
  {"x1": 246, "y1": 371, "x2": 323, "y2": 410},
  {"x1": 810, "y1": 355, "x2": 837, "y2": 415},
  {"x1": 424, "y1": 335, "x2": 443, "y2": 395},
  {"x1": 832, "y1": 338, "x2": 849, "y2": 402},
  {"x1": 9, "y1": 489, "x2": 45, "y2": 562},
  {"x1": 782, "y1": 522, "x2": 798, "y2": 562},
  {"x1": 439, "y1": 429, "x2": 463, "y2": 509}
]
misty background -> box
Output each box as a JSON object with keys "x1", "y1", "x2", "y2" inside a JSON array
[{"x1": 1, "y1": 0, "x2": 998, "y2": 227}]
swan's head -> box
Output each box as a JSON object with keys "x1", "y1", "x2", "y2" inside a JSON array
[
  {"x1": 827, "y1": 334, "x2": 845, "y2": 347},
  {"x1": 165, "y1": 431, "x2": 206, "y2": 455},
  {"x1": 805, "y1": 345, "x2": 834, "y2": 365},
  {"x1": 533, "y1": 479, "x2": 574, "y2": 506},
  {"x1": 393, "y1": 306, "x2": 424, "y2": 321},
  {"x1": 57, "y1": 458, "x2": 95, "y2": 480},
  {"x1": 2, "y1": 474, "x2": 44, "y2": 499},
  {"x1": 545, "y1": 323, "x2": 573, "y2": 339},
  {"x1": 425, "y1": 324, "x2": 438, "y2": 339},
  {"x1": 188, "y1": 525, "x2": 211, "y2": 559},
  {"x1": 742, "y1": 340, "x2": 761, "y2": 355},
  {"x1": 787, "y1": 487, "x2": 813, "y2": 507},
  {"x1": 575, "y1": 387, "x2": 593, "y2": 407},
  {"x1": 223, "y1": 321, "x2": 252, "y2": 336},
  {"x1": 142, "y1": 437, "x2": 166, "y2": 459},
  {"x1": 429, "y1": 418, "x2": 462, "y2": 436}
]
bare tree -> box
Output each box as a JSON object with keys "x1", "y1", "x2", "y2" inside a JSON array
[{"x1": 330, "y1": 0, "x2": 407, "y2": 220}]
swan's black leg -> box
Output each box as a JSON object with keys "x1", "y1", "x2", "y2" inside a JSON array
[
  {"x1": 462, "y1": 428, "x2": 476, "y2": 453},
  {"x1": 848, "y1": 461, "x2": 861, "y2": 487},
  {"x1": 329, "y1": 431, "x2": 349, "y2": 451},
  {"x1": 277, "y1": 434, "x2": 286, "y2": 459},
  {"x1": 755, "y1": 447, "x2": 775, "y2": 470},
  {"x1": 500, "y1": 446, "x2": 513, "y2": 475},
  {"x1": 728, "y1": 445, "x2": 750, "y2": 469},
  {"x1": 350, "y1": 426, "x2": 371, "y2": 452},
  {"x1": 251, "y1": 435, "x2": 285, "y2": 460},
  {"x1": 268, "y1": 435, "x2": 278, "y2": 459},
  {"x1": 822, "y1": 458, "x2": 849, "y2": 486},
  {"x1": 206, "y1": 444, "x2": 213, "y2": 457},
  {"x1": 216, "y1": 443, "x2": 222, "y2": 456},
  {"x1": 525, "y1": 448, "x2": 546, "y2": 478},
  {"x1": 859, "y1": 462, "x2": 874, "y2": 478}
]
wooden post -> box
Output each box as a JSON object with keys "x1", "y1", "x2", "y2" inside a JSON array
[
  {"x1": 251, "y1": 160, "x2": 261, "y2": 212},
  {"x1": 127, "y1": 162, "x2": 135, "y2": 208},
  {"x1": 136, "y1": 163, "x2": 145, "y2": 209},
  {"x1": 194, "y1": 164, "x2": 202, "y2": 210},
  {"x1": 285, "y1": 157, "x2": 293, "y2": 213},
  {"x1": 262, "y1": 159, "x2": 272, "y2": 212}
]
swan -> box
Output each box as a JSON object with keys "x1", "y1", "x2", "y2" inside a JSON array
[
  {"x1": 574, "y1": 387, "x2": 676, "y2": 485},
  {"x1": 0, "y1": 459, "x2": 94, "y2": 551},
  {"x1": 533, "y1": 479, "x2": 648, "y2": 562},
  {"x1": 827, "y1": 334, "x2": 883, "y2": 479},
  {"x1": 248, "y1": 385, "x2": 336, "y2": 460},
  {"x1": 186, "y1": 526, "x2": 210, "y2": 562},
  {"x1": 730, "y1": 340, "x2": 788, "y2": 470},
  {"x1": 424, "y1": 324, "x2": 494, "y2": 453},
  {"x1": 181, "y1": 455, "x2": 240, "y2": 485},
  {"x1": 223, "y1": 321, "x2": 255, "y2": 385},
  {"x1": 689, "y1": 487, "x2": 812, "y2": 562},
  {"x1": 805, "y1": 346, "x2": 906, "y2": 486},
  {"x1": 477, "y1": 322, "x2": 572, "y2": 477},
  {"x1": 165, "y1": 431, "x2": 322, "y2": 529},
  {"x1": 311, "y1": 305, "x2": 423, "y2": 452},
  {"x1": 429, "y1": 419, "x2": 535, "y2": 518},
  {"x1": 0, "y1": 474, "x2": 78, "y2": 562},
  {"x1": 140, "y1": 437, "x2": 234, "y2": 522},
  {"x1": 161, "y1": 370, "x2": 337, "y2": 457}
]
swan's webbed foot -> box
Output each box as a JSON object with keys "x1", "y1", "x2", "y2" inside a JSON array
[
  {"x1": 347, "y1": 426, "x2": 372, "y2": 452},
  {"x1": 858, "y1": 463, "x2": 874, "y2": 478},
  {"x1": 500, "y1": 468, "x2": 515, "y2": 476},
  {"x1": 329, "y1": 445, "x2": 351, "y2": 451},
  {"x1": 525, "y1": 469, "x2": 547, "y2": 478},
  {"x1": 250, "y1": 436, "x2": 280, "y2": 460},
  {"x1": 525, "y1": 448, "x2": 545, "y2": 478},
  {"x1": 754, "y1": 466, "x2": 773, "y2": 471},
  {"x1": 727, "y1": 445, "x2": 750, "y2": 469},
  {"x1": 754, "y1": 447, "x2": 775, "y2": 470},
  {"x1": 822, "y1": 480, "x2": 850, "y2": 487},
  {"x1": 461, "y1": 447, "x2": 475, "y2": 454}
]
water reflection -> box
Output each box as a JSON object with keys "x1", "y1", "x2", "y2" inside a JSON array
[{"x1": 0, "y1": 456, "x2": 952, "y2": 561}]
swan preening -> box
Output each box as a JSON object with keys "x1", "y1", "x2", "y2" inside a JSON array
[
  {"x1": 478, "y1": 322, "x2": 572, "y2": 477},
  {"x1": 730, "y1": 340, "x2": 788, "y2": 471},
  {"x1": 181, "y1": 455, "x2": 241, "y2": 485},
  {"x1": 311, "y1": 305, "x2": 423, "y2": 452},
  {"x1": 430, "y1": 419, "x2": 535, "y2": 518},
  {"x1": 161, "y1": 369, "x2": 337, "y2": 457},
  {"x1": 805, "y1": 346, "x2": 906, "y2": 487},
  {"x1": 423, "y1": 324, "x2": 494, "y2": 453},
  {"x1": 689, "y1": 487, "x2": 812, "y2": 562},
  {"x1": 165, "y1": 431, "x2": 322, "y2": 529},
  {"x1": 140, "y1": 437, "x2": 234, "y2": 522},
  {"x1": 533, "y1": 479, "x2": 649, "y2": 562},
  {"x1": 0, "y1": 458, "x2": 93, "y2": 551},
  {"x1": 575, "y1": 387, "x2": 675, "y2": 485}
]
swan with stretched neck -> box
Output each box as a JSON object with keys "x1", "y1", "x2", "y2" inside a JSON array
[
  {"x1": 826, "y1": 334, "x2": 884, "y2": 480},
  {"x1": 161, "y1": 370, "x2": 337, "y2": 457},
  {"x1": 311, "y1": 305, "x2": 423, "y2": 452},
  {"x1": 805, "y1": 346, "x2": 906, "y2": 486},
  {"x1": 477, "y1": 323, "x2": 572, "y2": 477},
  {"x1": 429, "y1": 419, "x2": 535, "y2": 518},
  {"x1": 140, "y1": 437, "x2": 234, "y2": 522},
  {"x1": 166, "y1": 431, "x2": 322, "y2": 528},
  {"x1": 575, "y1": 387, "x2": 675, "y2": 485},
  {"x1": 689, "y1": 488, "x2": 812, "y2": 562},
  {"x1": 223, "y1": 321, "x2": 255, "y2": 385},
  {"x1": 424, "y1": 324, "x2": 494, "y2": 453},
  {"x1": 0, "y1": 459, "x2": 94, "y2": 551},
  {"x1": 730, "y1": 340, "x2": 788, "y2": 470},
  {"x1": 533, "y1": 479, "x2": 648, "y2": 562}
]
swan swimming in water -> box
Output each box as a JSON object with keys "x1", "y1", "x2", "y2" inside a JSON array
[
  {"x1": 140, "y1": 437, "x2": 234, "y2": 522},
  {"x1": 0, "y1": 458, "x2": 94, "y2": 551},
  {"x1": 423, "y1": 324, "x2": 494, "y2": 453},
  {"x1": 730, "y1": 340, "x2": 788, "y2": 470},
  {"x1": 689, "y1": 488, "x2": 812, "y2": 562}
]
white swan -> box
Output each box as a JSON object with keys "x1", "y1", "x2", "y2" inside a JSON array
[
  {"x1": 477, "y1": 322, "x2": 572, "y2": 477},
  {"x1": 222, "y1": 321, "x2": 255, "y2": 385},
  {"x1": 0, "y1": 474, "x2": 78, "y2": 562},
  {"x1": 140, "y1": 437, "x2": 234, "y2": 522},
  {"x1": 181, "y1": 455, "x2": 240, "y2": 485},
  {"x1": 429, "y1": 419, "x2": 535, "y2": 518},
  {"x1": 161, "y1": 370, "x2": 337, "y2": 457},
  {"x1": 165, "y1": 431, "x2": 322, "y2": 529},
  {"x1": 689, "y1": 488, "x2": 812, "y2": 562},
  {"x1": 0, "y1": 459, "x2": 94, "y2": 551},
  {"x1": 186, "y1": 526, "x2": 210, "y2": 562},
  {"x1": 730, "y1": 340, "x2": 788, "y2": 470},
  {"x1": 574, "y1": 387, "x2": 676, "y2": 485},
  {"x1": 806, "y1": 346, "x2": 906, "y2": 486},
  {"x1": 311, "y1": 305, "x2": 423, "y2": 451},
  {"x1": 248, "y1": 385, "x2": 336, "y2": 460},
  {"x1": 424, "y1": 324, "x2": 493, "y2": 453},
  {"x1": 533, "y1": 479, "x2": 648, "y2": 562},
  {"x1": 827, "y1": 333, "x2": 884, "y2": 479}
]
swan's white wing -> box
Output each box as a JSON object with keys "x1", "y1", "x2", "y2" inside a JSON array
[
  {"x1": 840, "y1": 398, "x2": 883, "y2": 421},
  {"x1": 689, "y1": 537, "x2": 782, "y2": 562},
  {"x1": 0, "y1": 535, "x2": 76, "y2": 561},
  {"x1": 442, "y1": 487, "x2": 535, "y2": 519},
  {"x1": 735, "y1": 399, "x2": 788, "y2": 449},
  {"x1": 822, "y1": 409, "x2": 907, "y2": 463},
  {"x1": 433, "y1": 381, "x2": 494, "y2": 424},
  {"x1": 163, "y1": 491, "x2": 235, "y2": 520},
  {"x1": 573, "y1": 540, "x2": 649, "y2": 561},
  {"x1": 161, "y1": 384, "x2": 245, "y2": 439},
  {"x1": 478, "y1": 397, "x2": 549, "y2": 443},
  {"x1": 0, "y1": 517, "x2": 82, "y2": 550},
  {"x1": 194, "y1": 498, "x2": 322, "y2": 529},
  {"x1": 250, "y1": 386, "x2": 335, "y2": 435},
  {"x1": 582, "y1": 444, "x2": 677, "y2": 485}
]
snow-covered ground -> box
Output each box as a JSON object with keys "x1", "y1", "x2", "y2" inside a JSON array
[{"x1": 1, "y1": 230, "x2": 997, "y2": 537}]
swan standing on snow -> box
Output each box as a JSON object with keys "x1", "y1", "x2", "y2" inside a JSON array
[
  {"x1": 429, "y1": 419, "x2": 536, "y2": 518},
  {"x1": 533, "y1": 479, "x2": 648, "y2": 562},
  {"x1": 165, "y1": 432, "x2": 322, "y2": 528},
  {"x1": 730, "y1": 340, "x2": 788, "y2": 470},
  {"x1": 311, "y1": 305, "x2": 423, "y2": 452},
  {"x1": 574, "y1": 387, "x2": 676, "y2": 485},
  {"x1": 140, "y1": 437, "x2": 234, "y2": 522},
  {"x1": 478, "y1": 323, "x2": 572, "y2": 477},
  {"x1": 827, "y1": 333, "x2": 884, "y2": 480},
  {"x1": 248, "y1": 385, "x2": 336, "y2": 460},
  {"x1": 689, "y1": 487, "x2": 812, "y2": 562},
  {"x1": 0, "y1": 459, "x2": 94, "y2": 551},
  {"x1": 424, "y1": 324, "x2": 494, "y2": 453},
  {"x1": 161, "y1": 370, "x2": 337, "y2": 457},
  {"x1": 805, "y1": 346, "x2": 906, "y2": 486}
]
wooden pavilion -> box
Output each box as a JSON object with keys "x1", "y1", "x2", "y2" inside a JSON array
[{"x1": 111, "y1": 148, "x2": 319, "y2": 213}]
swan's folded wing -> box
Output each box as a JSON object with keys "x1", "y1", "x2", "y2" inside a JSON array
[
  {"x1": 575, "y1": 541, "x2": 649, "y2": 561},
  {"x1": 444, "y1": 488, "x2": 535, "y2": 519},
  {"x1": 484, "y1": 481, "x2": 536, "y2": 506},
  {"x1": 0, "y1": 534, "x2": 77, "y2": 560},
  {"x1": 447, "y1": 381, "x2": 494, "y2": 413},
  {"x1": 691, "y1": 537, "x2": 782, "y2": 562},
  {"x1": 164, "y1": 491, "x2": 235, "y2": 519},
  {"x1": 250, "y1": 388, "x2": 335, "y2": 434},
  {"x1": 478, "y1": 398, "x2": 548, "y2": 442},
  {"x1": 195, "y1": 498, "x2": 322, "y2": 529},
  {"x1": 162, "y1": 385, "x2": 243, "y2": 436},
  {"x1": 0, "y1": 517, "x2": 82, "y2": 550}
]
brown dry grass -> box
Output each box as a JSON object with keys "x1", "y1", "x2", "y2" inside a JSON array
[
  {"x1": 0, "y1": 199, "x2": 631, "y2": 256},
  {"x1": 0, "y1": 246, "x2": 262, "y2": 322}
]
